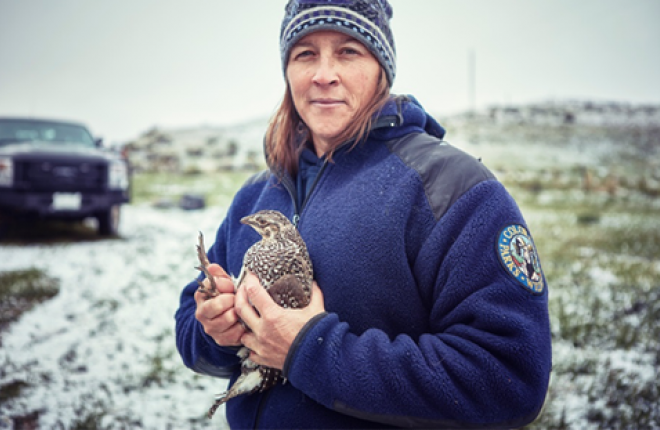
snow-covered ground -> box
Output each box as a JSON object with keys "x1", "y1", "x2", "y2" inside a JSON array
[
  {"x1": 1, "y1": 103, "x2": 658, "y2": 428},
  {"x1": 0, "y1": 205, "x2": 232, "y2": 429},
  {"x1": 3, "y1": 197, "x2": 658, "y2": 429}
]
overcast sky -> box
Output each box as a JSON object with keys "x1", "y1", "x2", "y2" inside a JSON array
[{"x1": 1, "y1": 0, "x2": 658, "y2": 143}]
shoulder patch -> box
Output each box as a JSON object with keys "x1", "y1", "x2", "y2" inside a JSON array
[{"x1": 497, "y1": 224, "x2": 544, "y2": 294}]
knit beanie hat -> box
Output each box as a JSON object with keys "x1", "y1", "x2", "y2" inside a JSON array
[{"x1": 280, "y1": 0, "x2": 397, "y2": 87}]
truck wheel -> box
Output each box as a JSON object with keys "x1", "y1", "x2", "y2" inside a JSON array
[{"x1": 97, "y1": 205, "x2": 121, "y2": 236}]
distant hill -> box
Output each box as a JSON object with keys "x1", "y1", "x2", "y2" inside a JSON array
[
  {"x1": 124, "y1": 100, "x2": 659, "y2": 173},
  {"x1": 441, "y1": 100, "x2": 660, "y2": 164},
  {"x1": 124, "y1": 117, "x2": 269, "y2": 173}
]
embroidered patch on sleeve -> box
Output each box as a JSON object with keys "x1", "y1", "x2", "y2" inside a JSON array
[{"x1": 497, "y1": 224, "x2": 545, "y2": 294}]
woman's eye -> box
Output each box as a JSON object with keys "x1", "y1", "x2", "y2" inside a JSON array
[
  {"x1": 343, "y1": 45, "x2": 368, "y2": 58},
  {"x1": 293, "y1": 50, "x2": 314, "y2": 60}
]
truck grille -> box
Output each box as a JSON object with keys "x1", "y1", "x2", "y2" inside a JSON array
[{"x1": 16, "y1": 159, "x2": 107, "y2": 191}]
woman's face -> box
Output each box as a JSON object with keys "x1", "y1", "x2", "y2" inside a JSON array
[{"x1": 287, "y1": 30, "x2": 381, "y2": 155}]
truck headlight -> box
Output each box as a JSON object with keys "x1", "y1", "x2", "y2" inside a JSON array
[
  {"x1": 0, "y1": 157, "x2": 13, "y2": 187},
  {"x1": 108, "y1": 160, "x2": 129, "y2": 190}
]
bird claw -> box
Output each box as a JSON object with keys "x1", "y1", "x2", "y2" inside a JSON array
[
  {"x1": 196, "y1": 232, "x2": 219, "y2": 297},
  {"x1": 207, "y1": 396, "x2": 225, "y2": 419}
]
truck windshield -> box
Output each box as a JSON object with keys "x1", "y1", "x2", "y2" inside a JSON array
[{"x1": 0, "y1": 119, "x2": 96, "y2": 148}]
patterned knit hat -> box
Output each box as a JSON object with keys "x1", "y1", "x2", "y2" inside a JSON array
[{"x1": 280, "y1": 0, "x2": 397, "y2": 87}]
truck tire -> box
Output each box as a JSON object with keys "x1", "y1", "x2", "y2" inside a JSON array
[{"x1": 97, "y1": 205, "x2": 120, "y2": 236}]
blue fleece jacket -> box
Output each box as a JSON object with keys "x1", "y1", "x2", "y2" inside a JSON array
[{"x1": 175, "y1": 96, "x2": 552, "y2": 429}]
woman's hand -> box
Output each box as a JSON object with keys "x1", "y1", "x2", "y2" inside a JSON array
[
  {"x1": 194, "y1": 264, "x2": 247, "y2": 346},
  {"x1": 235, "y1": 273, "x2": 325, "y2": 370}
]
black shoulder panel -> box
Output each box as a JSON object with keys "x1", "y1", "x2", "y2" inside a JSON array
[{"x1": 386, "y1": 133, "x2": 496, "y2": 221}]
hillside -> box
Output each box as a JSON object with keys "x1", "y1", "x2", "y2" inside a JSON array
[{"x1": 123, "y1": 99, "x2": 660, "y2": 173}]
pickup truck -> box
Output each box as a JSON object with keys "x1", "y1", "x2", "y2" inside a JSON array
[{"x1": 0, "y1": 117, "x2": 130, "y2": 236}]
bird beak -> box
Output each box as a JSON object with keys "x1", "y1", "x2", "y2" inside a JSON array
[{"x1": 240, "y1": 215, "x2": 257, "y2": 228}]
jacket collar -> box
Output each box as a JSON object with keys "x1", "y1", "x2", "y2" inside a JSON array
[{"x1": 370, "y1": 95, "x2": 446, "y2": 142}]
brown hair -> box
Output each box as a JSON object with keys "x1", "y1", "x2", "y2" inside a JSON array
[{"x1": 265, "y1": 68, "x2": 390, "y2": 176}]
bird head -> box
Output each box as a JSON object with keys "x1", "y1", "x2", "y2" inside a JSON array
[{"x1": 241, "y1": 210, "x2": 292, "y2": 240}]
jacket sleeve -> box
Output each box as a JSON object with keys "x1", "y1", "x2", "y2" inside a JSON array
[
  {"x1": 283, "y1": 181, "x2": 552, "y2": 429},
  {"x1": 174, "y1": 219, "x2": 241, "y2": 378}
]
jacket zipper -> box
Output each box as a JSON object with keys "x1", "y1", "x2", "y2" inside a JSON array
[
  {"x1": 293, "y1": 113, "x2": 398, "y2": 222},
  {"x1": 253, "y1": 390, "x2": 272, "y2": 430},
  {"x1": 281, "y1": 159, "x2": 329, "y2": 228},
  {"x1": 249, "y1": 161, "x2": 327, "y2": 428},
  {"x1": 273, "y1": 110, "x2": 401, "y2": 228},
  {"x1": 252, "y1": 156, "x2": 325, "y2": 427},
  {"x1": 280, "y1": 174, "x2": 301, "y2": 227}
]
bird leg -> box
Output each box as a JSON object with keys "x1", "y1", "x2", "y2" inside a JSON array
[
  {"x1": 206, "y1": 358, "x2": 278, "y2": 419},
  {"x1": 195, "y1": 231, "x2": 219, "y2": 298}
]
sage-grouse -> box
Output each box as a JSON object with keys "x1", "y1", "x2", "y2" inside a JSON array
[{"x1": 196, "y1": 209, "x2": 313, "y2": 419}]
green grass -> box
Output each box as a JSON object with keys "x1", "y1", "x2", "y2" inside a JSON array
[
  {"x1": 0, "y1": 380, "x2": 30, "y2": 403},
  {"x1": 141, "y1": 330, "x2": 178, "y2": 388},
  {"x1": 504, "y1": 167, "x2": 660, "y2": 428},
  {"x1": 0, "y1": 268, "x2": 60, "y2": 331},
  {"x1": 131, "y1": 169, "x2": 258, "y2": 207},
  {"x1": 0, "y1": 268, "x2": 60, "y2": 421}
]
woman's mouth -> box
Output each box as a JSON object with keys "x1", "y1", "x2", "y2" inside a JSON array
[{"x1": 311, "y1": 98, "x2": 344, "y2": 107}]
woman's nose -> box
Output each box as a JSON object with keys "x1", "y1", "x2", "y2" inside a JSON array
[{"x1": 312, "y1": 56, "x2": 339, "y2": 86}]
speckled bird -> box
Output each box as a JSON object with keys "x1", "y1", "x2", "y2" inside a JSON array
[{"x1": 196, "y1": 209, "x2": 313, "y2": 419}]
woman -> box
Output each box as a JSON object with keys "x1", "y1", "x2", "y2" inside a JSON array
[{"x1": 175, "y1": 1, "x2": 552, "y2": 428}]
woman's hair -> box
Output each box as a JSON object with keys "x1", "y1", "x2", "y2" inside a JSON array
[{"x1": 265, "y1": 68, "x2": 390, "y2": 175}]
